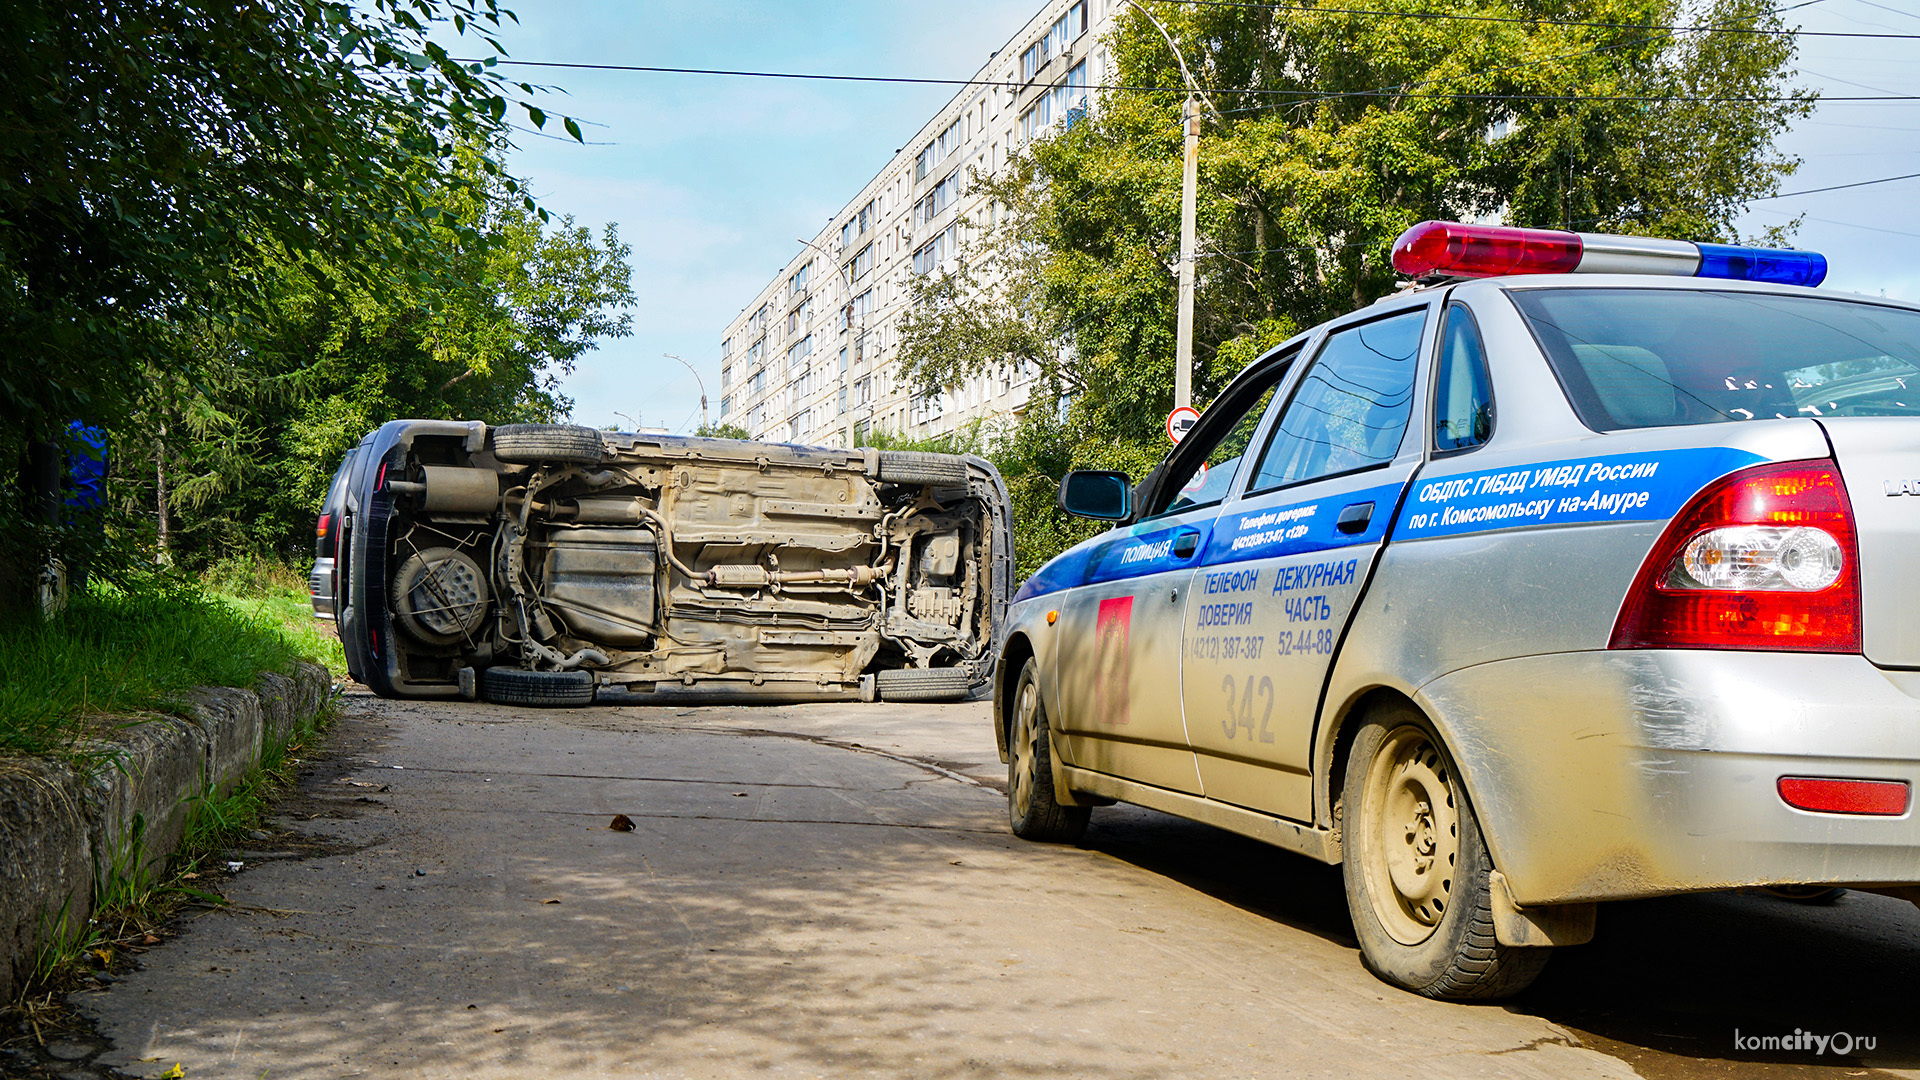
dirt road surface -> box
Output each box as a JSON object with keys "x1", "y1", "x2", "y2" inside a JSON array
[{"x1": 59, "y1": 690, "x2": 1920, "y2": 1079}]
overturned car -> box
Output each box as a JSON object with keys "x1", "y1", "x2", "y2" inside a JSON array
[{"x1": 333, "y1": 421, "x2": 1013, "y2": 706}]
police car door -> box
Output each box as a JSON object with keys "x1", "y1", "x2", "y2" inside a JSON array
[
  {"x1": 1052, "y1": 362, "x2": 1293, "y2": 796},
  {"x1": 1180, "y1": 303, "x2": 1434, "y2": 823}
]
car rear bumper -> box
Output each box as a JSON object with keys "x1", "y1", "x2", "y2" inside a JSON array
[
  {"x1": 309, "y1": 558, "x2": 335, "y2": 618},
  {"x1": 1419, "y1": 649, "x2": 1920, "y2": 905}
]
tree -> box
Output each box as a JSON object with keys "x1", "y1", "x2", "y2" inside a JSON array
[
  {"x1": 128, "y1": 166, "x2": 635, "y2": 566},
  {"x1": 0, "y1": 0, "x2": 582, "y2": 602},
  {"x1": 898, "y1": 0, "x2": 1812, "y2": 574}
]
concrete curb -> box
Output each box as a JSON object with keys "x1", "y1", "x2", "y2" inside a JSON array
[{"x1": 0, "y1": 661, "x2": 332, "y2": 1002}]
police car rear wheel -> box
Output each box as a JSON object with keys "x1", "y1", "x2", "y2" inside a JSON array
[
  {"x1": 1342, "y1": 705, "x2": 1550, "y2": 1000},
  {"x1": 1008, "y1": 658, "x2": 1089, "y2": 843}
]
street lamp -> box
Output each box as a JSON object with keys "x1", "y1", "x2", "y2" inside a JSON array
[
  {"x1": 1122, "y1": 0, "x2": 1213, "y2": 413},
  {"x1": 798, "y1": 236, "x2": 865, "y2": 446},
  {"x1": 662, "y1": 353, "x2": 708, "y2": 431}
]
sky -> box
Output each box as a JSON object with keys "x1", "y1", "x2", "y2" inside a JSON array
[{"x1": 478, "y1": 0, "x2": 1920, "y2": 434}]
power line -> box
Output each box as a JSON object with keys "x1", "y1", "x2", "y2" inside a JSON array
[
  {"x1": 1757, "y1": 169, "x2": 1920, "y2": 197},
  {"x1": 1151, "y1": 0, "x2": 1919, "y2": 37},
  {"x1": 466, "y1": 59, "x2": 1910, "y2": 103}
]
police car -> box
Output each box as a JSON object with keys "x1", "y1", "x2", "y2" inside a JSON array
[{"x1": 990, "y1": 220, "x2": 1920, "y2": 999}]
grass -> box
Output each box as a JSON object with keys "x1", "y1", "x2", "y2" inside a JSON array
[
  {"x1": 0, "y1": 556, "x2": 340, "y2": 761},
  {"x1": 200, "y1": 554, "x2": 347, "y2": 679}
]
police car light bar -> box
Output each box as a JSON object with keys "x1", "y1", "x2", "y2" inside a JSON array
[{"x1": 1390, "y1": 220, "x2": 1827, "y2": 287}]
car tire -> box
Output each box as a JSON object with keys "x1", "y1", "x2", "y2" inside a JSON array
[
  {"x1": 1007, "y1": 658, "x2": 1090, "y2": 843},
  {"x1": 480, "y1": 667, "x2": 596, "y2": 708},
  {"x1": 1341, "y1": 703, "x2": 1550, "y2": 1000},
  {"x1": 491, "y1": 424, "x2": 605, "y2": 466},
  {"x1": 875, "y1": 666, "x2": 972, "y2": 702},
  {"x1": 875, "y1": 450, "x2": 968, "y2": 486}
]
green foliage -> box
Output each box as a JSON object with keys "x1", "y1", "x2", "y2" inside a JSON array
[
  {"x1": 202, "y1": 556, "x2": 350, "y2": 676},
  {"x1": 694, "y1": 422, "x2": 755, "y2": 441},
  {"x1": 0, "y1": 578, "x2": 310, "y2": 759},
  {"x1": 898, "y1": 0, "x2": 1811, "y2": 576},
  {"x1": 0, "y1": 0, "x2": 568, "y2": 440},
  {"x1": 129, "y1": 173, "x2": 635, "y2": 566}
]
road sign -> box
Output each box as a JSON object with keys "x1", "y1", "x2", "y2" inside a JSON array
[{"x1": 1167, "y1": 406, "x2": 1200, "y2": 444}]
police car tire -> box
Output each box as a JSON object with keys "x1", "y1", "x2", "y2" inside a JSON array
[
  {"x1": 1007, "y1": 658, "x2": 1090, "y2": 843},
  {"x1": 480, "y1": 667, "x2": 596, "y2": 708},
  {"x1": 491, "y1": 424, "x2": 605, "y2": 466},
  {"x1": 874, "y1": 450, "x2": 968, "y2": 487},
  {"x1": 875, "y1": 667, "x2": 973, "y2": 702},
  {"x1": 1341, "y1": 705, "x2": 1551, "y2": 1000}
]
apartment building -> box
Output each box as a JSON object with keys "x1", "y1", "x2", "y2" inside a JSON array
[{"x1": 716, "y1": 0, "x2": 1122, "y2": 447}]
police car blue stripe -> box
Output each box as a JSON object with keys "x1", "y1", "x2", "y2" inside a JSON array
[{"x1": 1394, "y1": 447, "x2": 1766, "y2": 540}]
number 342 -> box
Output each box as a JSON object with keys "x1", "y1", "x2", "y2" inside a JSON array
[{"x1": 1219, "y1": 674, "x2": 1275, "y2": 743}]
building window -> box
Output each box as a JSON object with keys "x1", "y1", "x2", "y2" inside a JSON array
[
  {"x1": 1022, "y1": 60, "x2": 1088, "y2": 143},
  {"x1": 915, "y1": 118, "x2": 962, "y2": 181},
  {"x1": 748, "y1": 304, "x2": 769, "y2": 336},
  {"x1": 850, "y1": 243, "x2": 874, "y2": 281},
  {"x1": 838, "y1": 346, "x2": 849, "y2": 372},
  {"x1": 841, "y1": 218, "x2": 856, "y2": 249},
  {"x1": 787, "y1": 296, "x2": 812, "y2": 336},
  {"x1": 747, "y1": 337, "x2": 766, "y2": 367},
  {"x1": 720, "y1": 395, "x2": 731, "y2": 417},
  {"x1": 721, "y1": 364, "x2": 732, "y2": 389},
  {"x1": 915, "y1": 171, "x2": 960, "y2": 227},
  {"x1": 1020, "y1": 2, "x2": 1086, "y2": 80},
  {"x1": 749, "y1": 369, "x2": 766, "y2": 396},
  {"x1": 786, "y1": 334, "x2": 813, "y2": 370},
  {"x1": 789, "y1": 261, "x2": 810, "y2": 298},
  {"x1": 858, "y1": 200, "x2": 875, "y2": 234},
  {"x1": 912, "y1": 225, "x2": 958, "y2": 276},
  {"x1": 838, "y1": 385, "x2": 848, "y2": 414}
]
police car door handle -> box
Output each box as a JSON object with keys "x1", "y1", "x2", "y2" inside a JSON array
[
  {"x1": 1337, "y1": 502, "x2": 1375, "y2": 535},
  {"x1": 1173, "y1": 530, "x2": 1200, "y2": 558}
]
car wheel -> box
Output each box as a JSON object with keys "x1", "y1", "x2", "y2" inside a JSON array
[
  {"x1": 1007, "y1": 658, "x2": 1089, "y2": 843},
  {"x1": 491, "y1": 424, "x2": 605, "y2": 466},
  {"x1": 875, "y1": 667, "x2": 972, "y2": 702},
  {"x1": 1341, "y1": 703, "x2": 1549, "y2": 999},
  {"x1": 480, "y1": 667, "x2": 596, "y2": 708},
  {"x1": 874, "y1": 450, "x2": 968, "y2": 486}
]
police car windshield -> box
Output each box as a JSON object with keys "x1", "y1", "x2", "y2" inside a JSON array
[{"x1": 1511, "y1": 289, "x2": 1920, "y2": 431}]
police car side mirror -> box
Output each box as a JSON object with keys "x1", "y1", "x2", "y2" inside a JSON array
[{"x1": 1058, "y1": 470, "x2": 1132, "y2": 521}]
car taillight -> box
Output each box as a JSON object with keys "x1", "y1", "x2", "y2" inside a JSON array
[
  {"x1": 1610, "y1": 459, "x2": 1860, "y2": 653},
  {"x1": 317, "y1": 513, "x2": 332, "y2": 538}
]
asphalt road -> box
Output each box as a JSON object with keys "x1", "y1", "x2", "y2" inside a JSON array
[{"x1": 55, "y1": 689, "x2": 1920, "y2": 1079}]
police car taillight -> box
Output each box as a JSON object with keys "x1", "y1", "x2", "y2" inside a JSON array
[
  {"x1": 1390, "y1": 221, "x2": 1828, "y2": 287},
  {"x1": 1610, "y1": 460, "x2": 1860, "y2": 653}
]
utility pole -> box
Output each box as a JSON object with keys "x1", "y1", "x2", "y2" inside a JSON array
[
  {"x1": 662, "y1": 354, "x2": 708, "y2": 431},
  {"x1": 1124, "y1": 0, "x2": 1211, "y2": 412},
  {"x1": 1175, "y1": 94, "x2": 1199, "y2": 412}
]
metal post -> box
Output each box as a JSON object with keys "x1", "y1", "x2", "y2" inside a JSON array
[
  {"x1": 662, "y1": 354, "x2": 708, "y2": 431},
  {"x1": 1175, "y1": 95, "x2": 1199, "y2": 412}
]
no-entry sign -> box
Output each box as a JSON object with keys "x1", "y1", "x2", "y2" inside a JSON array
[{"x1": 1167, "y1": 406, "x2": 1200, "y2": 444}]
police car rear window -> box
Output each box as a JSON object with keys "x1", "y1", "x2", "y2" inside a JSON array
[{"x1": 1510, "y1": 289, "x2": 1920, "y2": 431}]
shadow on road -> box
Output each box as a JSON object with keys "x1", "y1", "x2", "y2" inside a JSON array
[{"x1": 1076, "y1": 803, "x2": 1920, "y2": 1079}]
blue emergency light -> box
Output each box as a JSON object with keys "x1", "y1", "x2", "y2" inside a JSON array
[{"x1": 1391, "y1": 221, "x2": 1827, "y2": 287}]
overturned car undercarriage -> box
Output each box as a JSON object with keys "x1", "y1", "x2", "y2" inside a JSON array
[{"x1": 336, "y1": 421, "x2": 1013, "y2": 705}]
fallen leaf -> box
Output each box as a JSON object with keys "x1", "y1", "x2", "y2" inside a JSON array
[
  {"x1": 542, "y1": 898, "x2": 561, "y2": 904},
  {"x1": 730, "y1": 791, "x2": 749, "y2": 797},
  {"x1": 608, "y1": 814, "x2": 635, "y2": 832}
]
